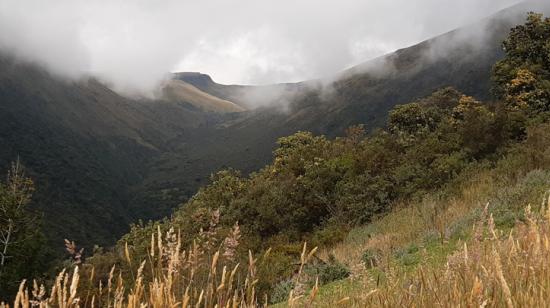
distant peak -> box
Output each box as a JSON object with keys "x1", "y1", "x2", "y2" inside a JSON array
[{"x1": 173, "y1": 72, "x2": 215, "y2": 86}]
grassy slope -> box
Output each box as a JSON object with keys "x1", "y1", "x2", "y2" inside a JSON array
[
  {"x1": 161, "y1": 79, "x2": 245, "y2": 113},
  {"x1": 273, "y1": 136, "x2": 550, "y2": 306},
  {"x1": 3, "y1": 134, "x2": 548, "y2": 307}
]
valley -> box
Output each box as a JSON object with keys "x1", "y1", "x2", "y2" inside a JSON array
[
  {"x1": 1, "y1": 1, "x2": 550, "y2": 305},
  {"x1": 0, "y1": 1, "x2": 546, "y2": 251}
]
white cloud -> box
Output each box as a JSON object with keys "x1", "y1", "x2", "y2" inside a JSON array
[{"x1": 0, "y1": 0, "x2": 526, "y2": 94}]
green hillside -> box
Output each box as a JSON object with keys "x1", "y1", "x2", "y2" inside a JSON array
[
  {"x1": 0, "y1": 54, "x2": 221, "y2": 249},
  {"x1": 0, "y1": 0, "x2": 546, "y2": 257},
  {"x1": 0, "y1": 0, "x2": 548, "y2": 255},
  {"x1": 1, "y1": 3, "x2": 550, "y2": 306},
  {"x1": 2, "y1": 10, "x2": 549, "y2": 305},
  {"x1": 140, "y1": 1, "x2": 550, "y2": 224}
]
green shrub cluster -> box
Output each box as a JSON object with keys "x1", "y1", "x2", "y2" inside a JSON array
[
  {"x1": 304, "y1": 255, "x2": 351, "y2": 286},
  {"x1": 362, "y1": 248, "x2": 381, "y2": 269}
]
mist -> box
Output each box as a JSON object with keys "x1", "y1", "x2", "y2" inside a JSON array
[{"x1": 0, "y1": 0, "x2": 526, "y2": 95}]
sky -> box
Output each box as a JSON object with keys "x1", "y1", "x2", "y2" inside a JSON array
[{"x1": 0, "y1": 0, "x2": 523, "y2": 94}]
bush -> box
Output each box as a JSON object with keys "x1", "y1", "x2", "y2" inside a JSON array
[
  {"x1": 490, "y1": 169, "x2": 550, "y2": 228},
  {"x1": 269, "y1": 280, "x2": 294, "y2": 304},
  {"x1": 311, "y1": 223, "x2": 349, "y2": 248},
  {"x1": 304, "y1": 255, "x2": 351, "y2": 285},
  {"x1": 362, "y1": 248, "x2": 381, "y2": 269},
  {"x1": 394, "y1": 243, "x2": 421, "y2": 267}
]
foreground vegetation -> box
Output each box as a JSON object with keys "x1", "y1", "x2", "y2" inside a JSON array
[
  {"x1": 2, "y1": 155, "x2": 550, "y2": 307},
  {"x1": 1, "y1": 12, "x2": 550, "y2": 307},
  {"x1": 282, "y1": 146, "x2": 550, "y2": 306}
]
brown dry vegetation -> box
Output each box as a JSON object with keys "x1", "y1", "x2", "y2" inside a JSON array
[{"x1": 0, "y1": 228, "x2": 316, "y2": 307}]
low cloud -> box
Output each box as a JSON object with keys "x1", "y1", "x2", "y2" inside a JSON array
[{"x1": 0, "y1": 0, "x2": 525, "y2": 95}]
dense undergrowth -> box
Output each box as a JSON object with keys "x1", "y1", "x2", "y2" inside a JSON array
[{"x1": 1, "y1": 12, "x2": 550, "y2": 307}]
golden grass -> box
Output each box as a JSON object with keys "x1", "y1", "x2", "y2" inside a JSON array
[
  {"x1": 352, "y1": 201, "x2": 550, "y2": 307},
  {"x1": 1, "y1": 226, "x2": 263, "y2": 308},
  {"x1": 0, "y1": 227, "x2": 321, "y2": 308},
  {"x1": 2, "y1": 193, "x2": 550, "y2": 307},
  {"x1": 320, "y1": 169, "x2": 494, "y2": 271}
]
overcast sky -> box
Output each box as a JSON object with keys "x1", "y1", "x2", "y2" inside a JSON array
[{"x1": 0, "y1": 0, "x2": 522, "y2": 94}]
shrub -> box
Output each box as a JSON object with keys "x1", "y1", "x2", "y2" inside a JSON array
[
  {"x1": 394, "y1": 243, "x2": 421, "y2": 267},
  {"x1": 304, "y1": 255, "x2": 351, "y2": 285},
  {"x1": 362, "y1": 248, "x2": 381, "y2": 269},
  {"x1": 270, "y1": 280, "x2": 294, "y2": 304},
  {"x1": 311, "y1": 223, "x2": 349, "y2": 248}
]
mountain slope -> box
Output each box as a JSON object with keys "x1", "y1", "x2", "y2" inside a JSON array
[
  {"x1": 161, "y1": 79, "x2": 245, "y2": 113},
  {"x1": 181, "y1": 1, "x2": 550, "y2": 134},
  {"x1": 174, "y1": 72, "x2": 301, "y2": 109},
  {"x1": 1, "y1": 1, "x2": 549, "y2": 252},
  {"x1": 142, "y1": 1, "x2": 550, "y2": 209},
  {"x1": 0, "y1": 54, "x2": 219, "y2": 249}
]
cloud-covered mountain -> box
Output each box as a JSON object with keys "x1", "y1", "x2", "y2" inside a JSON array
[{"x1": 0, "y1": 1, "x2": 548, "y2": 251}]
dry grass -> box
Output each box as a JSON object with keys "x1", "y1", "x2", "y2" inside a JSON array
[
  {"x1": 162, "y1": 80, "x2": 245, "y2": 113},
  {"x1": 0, "y1": 226, "x2": 321, "y2": 308},
  {"x1": 289, "y1": 205, "x2": 550, "y2": 307},
  {"x1": 320, "y1": 170, "x2": 494, "y2": 271},
  {"x1": 295, "y1": 169, "x2": 550, "y2": 307},
  {"x1": 2, "y1": 189, "x2": 550, "y2": 307},
  {"x1": 2, "y1": 168, "x2": 549, "y2": 307},
  {"x1": 1, "y1": 226, "x2": 266, "y2": 308},
  {"x1": 353, "y1": 200, "x2": 550, "y2": 307}
]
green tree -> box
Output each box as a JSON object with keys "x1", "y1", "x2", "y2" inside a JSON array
[
  {"x1": 387, "y1": 103, "x2": 440, "y2": 137},
  {"x1": 493, "y1": 13, "x2": 550, "y2": 113},
  {"x1": 0, "y1": 160, "x2": 49, "y2": 299}
]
